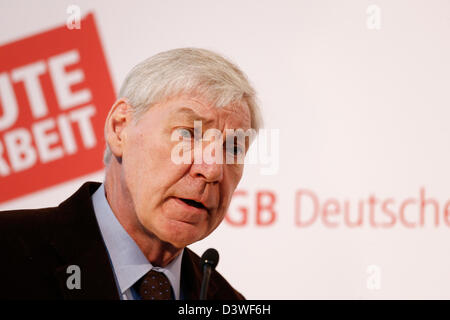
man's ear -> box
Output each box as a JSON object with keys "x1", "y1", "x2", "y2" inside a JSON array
[{"x1": 105, "y1": 98, "x2": 133, "y2": 159}]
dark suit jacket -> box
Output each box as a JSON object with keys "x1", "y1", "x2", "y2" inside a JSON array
[{"x1": 0, "y1": 182, "x2": 244, "y2": 300}]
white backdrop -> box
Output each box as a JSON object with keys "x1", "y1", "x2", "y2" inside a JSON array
[{"x1": 1, "y1": 0, "x2": 449, "y2": 299}]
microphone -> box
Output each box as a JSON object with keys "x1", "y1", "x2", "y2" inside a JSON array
[{"x1": 199, "y1": 248, "x2": 219, "y2": 300}]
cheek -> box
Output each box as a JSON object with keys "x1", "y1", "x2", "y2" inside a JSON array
[
  {"x1": 209, "y1": 178, "x2": 239, "y2": 227},
  {"x1": 121, "y1": 134, "x2": 165, "y2": 209},
  {"x1": 122, "y1": 133, "x2": 191, "y2": 215},
  {"x1": 213, "y1": 167, "x2": 243, "y2": 218},
  {"x1": 226, "y1": 166, "x2": 244, "y2": 192},
  {"x1": 124, "y1": 131, "x2": 175, "y2": 179},
  {"x1": 212, "y1": 209, "x2": 227, "y2": 229}
]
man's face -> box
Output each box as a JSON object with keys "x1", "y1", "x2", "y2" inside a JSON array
[{"x1": 119, "y1": 94, "x2": 252, "y2": 248}]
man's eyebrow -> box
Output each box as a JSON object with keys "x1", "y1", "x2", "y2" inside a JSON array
[{"x1": 171, "y1": 107, "x2": 215, "y2": 125}]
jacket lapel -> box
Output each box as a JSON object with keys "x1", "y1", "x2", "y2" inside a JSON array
[{"x1": 49, "y1": 182, "x2": 120, "y2": 300}]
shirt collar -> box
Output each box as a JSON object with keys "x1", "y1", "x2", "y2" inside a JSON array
[{"x1": 91, "y1": 183, "x2": 183, "y2": 299}]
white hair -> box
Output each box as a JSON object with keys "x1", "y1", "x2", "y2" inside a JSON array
[{"x1": 103, "y1": 47, "x2": 263, "y2": 164}]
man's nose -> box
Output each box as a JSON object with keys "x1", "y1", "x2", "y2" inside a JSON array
[{"x1": 189, "y1": 153, "x2": 224, "y2": 183}]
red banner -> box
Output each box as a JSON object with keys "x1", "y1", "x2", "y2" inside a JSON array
[{"x1": 0, "y1": 13, "x2": 115, "y2": 203}]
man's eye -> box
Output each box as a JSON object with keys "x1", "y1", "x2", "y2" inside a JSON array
[
  {"x1": 178, "y1": 128, "x2": 193, "y2": 139},
  {"x1": 227, "y1": 145, "x2": 243, "y2": 156}
]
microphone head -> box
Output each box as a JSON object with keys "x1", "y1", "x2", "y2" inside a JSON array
[{"x1": 201, "y1": 248, "x2": 219, "y2": 270}]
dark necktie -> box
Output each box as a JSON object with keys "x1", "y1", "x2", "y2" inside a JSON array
[{"x1": 136, "y1": 269, "x2": 174, "y2": 300}]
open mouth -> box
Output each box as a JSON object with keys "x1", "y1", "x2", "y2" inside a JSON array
[{"x1": 178, "y1": 198, "x2": 207, "y2": 210}]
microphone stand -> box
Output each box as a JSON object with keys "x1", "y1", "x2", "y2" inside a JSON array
[
  {"x1": 199, "y1": 263, "x2": 212, "y2": 300},
  {"x1": 199, "y1": 248, "x2": 219, "y2": 300}
]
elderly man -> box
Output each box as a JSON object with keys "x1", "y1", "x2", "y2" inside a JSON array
[{"x1": 0, "y1": 48, "x2": 262, "y2": 300}]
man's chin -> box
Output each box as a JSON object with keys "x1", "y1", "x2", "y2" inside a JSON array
[{"x1": 156, "y1": 219, "x2": 206, "y2": 248}]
